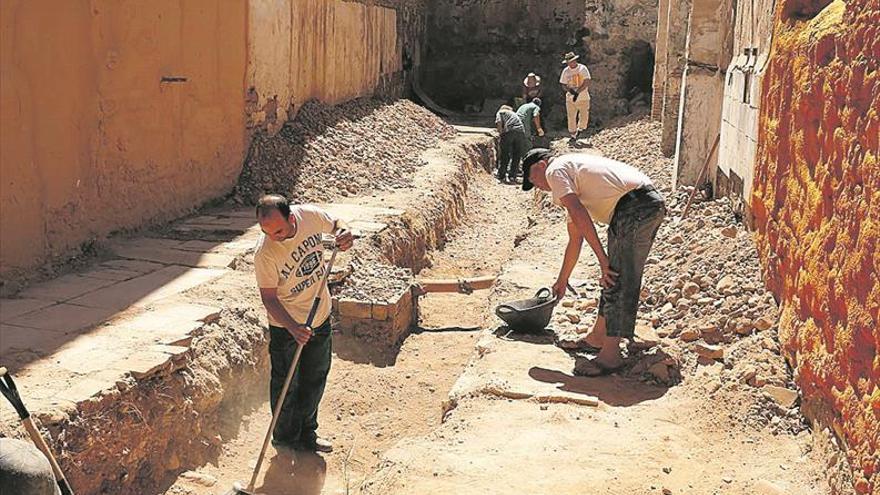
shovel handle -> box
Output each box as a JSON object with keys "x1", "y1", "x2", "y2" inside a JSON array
[{"x1": 247, "y1": 247, "x2": 339, "y2": 492}]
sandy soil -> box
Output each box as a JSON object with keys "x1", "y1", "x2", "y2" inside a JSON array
[{"x1": 164, "y1": 116, "x2": 828, "y2": 495}]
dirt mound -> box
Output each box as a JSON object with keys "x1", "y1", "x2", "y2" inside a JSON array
[{"x1": 235, "y1": 98, "x2": 456, "y2": 204}]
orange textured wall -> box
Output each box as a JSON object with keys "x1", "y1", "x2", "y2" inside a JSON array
[
  {"x1": 752, "y1": 0, "x2": 879, "y2": 492},
  {"x1": 0, "y1": 0, "x2": 247, "y2": 279}
]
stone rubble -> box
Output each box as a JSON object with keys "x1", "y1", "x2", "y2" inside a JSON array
[
  {"x1": 543, "y1": 115, "x2": 795, "y2": 404},
  {"x1": 235, "y1": 98, "x2": 456, "y2": 204}
]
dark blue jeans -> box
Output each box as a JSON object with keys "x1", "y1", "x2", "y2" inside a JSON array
[
  {"x1": 268, "y1": 319, "x2": 332, "y2": 445},
  {"x1": 599, "y1": 188, "x2": 666, "y2": 338}
]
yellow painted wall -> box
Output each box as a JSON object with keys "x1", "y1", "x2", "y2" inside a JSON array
[
  {"x1": 247, "y1": 0, "x2": 400, "y2": 132},
  {"x1": 0, "y1": 0, "x2": 248, "y2": 278},
  {"x1": 1, "y1": 0, "x2": 403, "y2": 279}
]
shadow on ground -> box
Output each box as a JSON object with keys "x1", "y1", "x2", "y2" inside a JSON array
[{"x1": 528, "y1": 366, "x2": 669, "y2": 407}]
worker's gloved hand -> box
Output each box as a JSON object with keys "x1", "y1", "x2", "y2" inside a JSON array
[
  {"x1": 537, "y1": 129, "x2": 545, "y2": 137},
  {"x1": 288, "y1": 324, "x2": 313, "y2": 346}
]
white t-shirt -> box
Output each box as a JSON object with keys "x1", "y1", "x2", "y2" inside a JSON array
[
  {"x1": 559, "y1": 64, "x2": 592, "y2": 99},
  {"x1": 546, "y1": 154, "x2": 651, "y2": 225},
  {"x1": 254, "y1": 205, "x2": 336, "y2": 327}
]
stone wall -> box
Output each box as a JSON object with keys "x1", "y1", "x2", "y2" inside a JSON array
[
  {"x1": 421, "y1": 0, "x2": 658, "y2": 128},
  {"x1": 716, "y1": 0, "x2": 777, "y2": 219},
  {"x1": 752, "y1": 0, "x2": 879, "y2": 492},
  {"x1": 671, "y1": 0, "x2": 735, "y2": 188}
]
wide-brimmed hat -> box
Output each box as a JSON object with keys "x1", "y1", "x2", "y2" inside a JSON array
[{"x1": 561, "y1": 52, "x2": 579, "y2": 64}]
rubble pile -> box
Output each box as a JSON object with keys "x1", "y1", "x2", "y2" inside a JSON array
[
  {"x1": 546, "y1": 117, "x2": 799, "y2": 408},
  {"x1": 335, "y1": 259, "x2": 413, "y2": 302},
  {"x1": 235, "y1": 98, "x2": 456, "y2": 204}
]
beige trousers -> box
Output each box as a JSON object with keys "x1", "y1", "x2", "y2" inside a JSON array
[{"x1": 565, "y1": 94, "x2": 591, "y2": 135}]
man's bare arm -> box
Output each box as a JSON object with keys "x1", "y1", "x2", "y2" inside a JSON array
[{"x1": 560, "y1": 194, "x2": 618, "y2": 287}]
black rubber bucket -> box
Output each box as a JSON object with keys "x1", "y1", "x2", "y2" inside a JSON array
[{"x1": 494, "y1": 287, "x2": 557, "y2": 334}]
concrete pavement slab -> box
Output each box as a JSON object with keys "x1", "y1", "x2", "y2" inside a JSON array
[
  {"x1": 0, "y1": 298, "x2": 54, "y2": 321},
  {"x1": 19, "y1": 275, "x2": 118, "y2": 303},
  {"x1": 68, "y1": 266, "x2": 226, "y2": 310},
  {"x1": 6, "y1": 304, "x2": 117, "y2": 333}
]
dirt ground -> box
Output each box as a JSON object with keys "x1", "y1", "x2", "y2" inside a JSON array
[{"x1": 164, "y1": 116, "x2": 829, "y2": 495}]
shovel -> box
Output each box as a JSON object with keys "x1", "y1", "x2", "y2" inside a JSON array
[
  {"x1": 0, "y1": 366, "x2": 75, "y2": 495},
  {"x1": 224, "y1": 239, "x2": 339, "y2": 495}
]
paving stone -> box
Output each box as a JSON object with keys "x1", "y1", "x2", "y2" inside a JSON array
[
  {"x1": 177, "y1": 240, "x2": 225, "y2": 252},
  {"x1": 19, "y1": 275, "x2": 118, "y2": 303},
  {"x1": 0, "y1": 323, "x2": 69, "y2": 358},
  {"x1": 112, "y1": 245, "x2": 235, "y2": 269},
  {"x1": 80, "y1": 267, "x2": 142, "y2": 282},
  {"x1": 6, "y1": 304, "x2": 117, "y2": 333},
  {"x1": 100, "y1": 259, "x2": 167, "y2": 273},
  {"x1": 68, "y1": 266, "x2": 226, "y2": 310},
  {"x1": 124, "y1": 350, "x2": 175, "y2": 379},
  {"x1": 0, "y1": 298, "x2": 54, "y2": 321},
  {"x1": 51, "y1": 335, "x2": 132, "y2": 375},
  {"x1": 124, "y1": 345, "x2": 189, "y2": 379},
  {"x1": 56, "y1": 375, "x2": 116, "y2": 403},
  {"x1": 107, "y1": 302, "x2": 219, "y2": 345}
]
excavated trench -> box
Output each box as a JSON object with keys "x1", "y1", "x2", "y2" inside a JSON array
[
  {"x1": 155, "y1": 132, "x2": 527, "y2": 495},
  {"x1": 36, "y1": 110, "x2": 515, "y2": 494}
]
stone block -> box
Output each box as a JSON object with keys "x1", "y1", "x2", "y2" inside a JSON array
[
  {"x1": 7, "y1": 303, "x2": 117, "y2": 333},
  {"x1": 19, "y1": 275, "x2": 118, "y2": 303},
  {"x1": 100, "y1": 259, "x2": 166, "y2": 274},
  {"x1": 112, "y1": 245, "x2": 234, "y2": 269},
  {"x1": 56, "y1": 376, "x2": 115, "y2": 403},
  {"x1": 763, "y1": 385, "x2": 798, "y2": 409},
  {"x1": 0, "y1": 324, "x2": 69, "y2": 358},
  {"x1": 338, "y1": 298, "x2": 372, "y2": 319},
  {"x1": 371, "y1": 301, "x2": 390, "y2": 321},
  {"x1": 81, "y1": 268, "x2": 142, "y2": 282},
  {"x1": 0, "y1": 298, "x2": 54, "y2": 322},
  {"x1": 69, "y1": 266, "x2": 225, "y2": 310}
]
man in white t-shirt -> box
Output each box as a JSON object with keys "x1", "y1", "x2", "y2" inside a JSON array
[
  {"x1": 521, "y1": 149, "x2": 666, "y2": 375},
  {"x1": 559, "y1": 52, "x2": 592, "y2": 142},
  {"x1": 254, "y1": 194, "x2": 353, "y2": 453}
]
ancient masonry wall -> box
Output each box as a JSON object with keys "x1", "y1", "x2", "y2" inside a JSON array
[
  {"x1": 421, "y1": 0, "x2": 658, "y2": 127},
  {"x1": 752, "y1": 0, "x2": 879, "y2": 492},
  {"x1": 0, "y1": 0, "x2": 425, "y2": 284}
]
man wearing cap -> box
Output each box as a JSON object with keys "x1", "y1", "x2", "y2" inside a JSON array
[
  {"x1": 516, "y1": 98, "x2": 545, "y2": 146},
  {"x1": 520, "y1": 149, "x2": 666, "y2": 374},
  {"x1": 559, "y1": 52, "x2": 592, "y2": 142}
]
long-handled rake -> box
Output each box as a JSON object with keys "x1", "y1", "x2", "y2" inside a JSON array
[
  {"x1": 0, "y1": 366, "x2": 75, "y2": 495},
  {"x1": 224, "y1": 239, "x2": 339, "y2": 495}
]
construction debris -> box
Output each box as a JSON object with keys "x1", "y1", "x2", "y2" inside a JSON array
[{"x1": 235, "y1": 98, "x2": 457, "y2": 204}]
